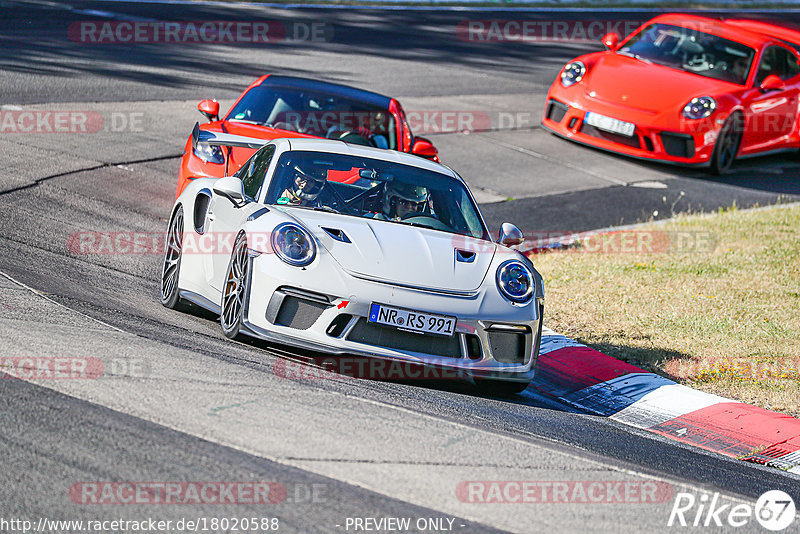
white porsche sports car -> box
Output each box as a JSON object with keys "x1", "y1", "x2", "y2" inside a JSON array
[{"x1": 160, "y1": 125, "x2": 544, "y2": 394}]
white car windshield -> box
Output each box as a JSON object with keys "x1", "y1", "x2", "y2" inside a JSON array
[
  {"x1": 264, "y1": 151, "x2": 489, "y2": 240},
  {"x1": 619, "y1": 23, "x2": 756, "y2": 85}
]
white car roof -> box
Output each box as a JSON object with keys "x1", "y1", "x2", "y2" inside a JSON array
[{"x1": 282, "y1": 138, "x2": 460, "y2": 180}]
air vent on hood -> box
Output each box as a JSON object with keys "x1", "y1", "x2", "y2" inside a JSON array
[
  {"x1": 455, "y1": 249, "x2": 476, "y2": 263},
  {"x1": 321, "y1": 227, "x2": 351, "y2": 243}
]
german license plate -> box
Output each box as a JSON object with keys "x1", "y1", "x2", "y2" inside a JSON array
[
  {"x1": 585, "y1": 111, "x2": 635, "y2": 137},
  {"x1": 368, "y1": 303, "x2": 456, "y2": 337}
]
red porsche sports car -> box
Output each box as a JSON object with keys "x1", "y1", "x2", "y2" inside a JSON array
[
  {"x1": 542, "y1": 14, "x2": 800, "y2": 174},
  {"x1": 177, "y1": 75, "x2": 439, "y2": 196}
]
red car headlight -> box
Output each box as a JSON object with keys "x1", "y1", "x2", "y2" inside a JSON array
[
  {"x1": 682, "y1": 97, "x2": 717, "y2": 120},
  {"x1": 560, "y1": 61, "x2": 586, "y2": 88}
]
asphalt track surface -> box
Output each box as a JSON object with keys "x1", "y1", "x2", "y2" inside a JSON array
[{"x1": 1, "y1": 2, "x2": 800, "y2": 533}]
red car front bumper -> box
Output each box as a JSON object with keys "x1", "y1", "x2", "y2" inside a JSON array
[{"x1": 541, "y1": 95, "x2": 720, "y2": 167}]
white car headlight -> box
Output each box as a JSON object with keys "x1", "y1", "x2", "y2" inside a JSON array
[
  {"x1": 271, "y1": 223, "x2": 316, "y2": 267},
  {"x1": 682, "y1": 97, "x2": 716, "y2": 120},
  {"x1": 560, "y1": 61, "x2": 586, "y2": 87},
  {"x1": 496, "y1": 260, "x2": 534, "y2": 304},
  {"x1": 193, "y1": 143, "x2": 224, "y2": 164}
]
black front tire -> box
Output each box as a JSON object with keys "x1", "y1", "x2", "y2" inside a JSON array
[
  {"x1": 160, "y1": 206, "x2": 186, "y2": 310},
  {"x1": 710, "y1": 113, "x2": 743, "y2": 175},
  {"x1": 220, "y1": 232, "x2": 251, "y2": 341}
]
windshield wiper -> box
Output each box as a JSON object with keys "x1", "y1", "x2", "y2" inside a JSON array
[
  {"x1": 290, "y1": 205, "x2": 340, "y2": 214},
  {"x1": 386, "y1": 219, "x2": 435, "y2": 231}
]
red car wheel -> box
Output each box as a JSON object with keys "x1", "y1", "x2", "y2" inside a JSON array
[{"x1": 710, "y1": 113, "x2": 744, "y2": 175}]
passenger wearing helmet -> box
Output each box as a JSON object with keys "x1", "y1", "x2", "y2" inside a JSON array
[
  {"x1": 278, "y1": 164, "x2": 327, "y2": 206},
  {"x1": 374, "y1": 182, "x2": 429, "y2": 220}
]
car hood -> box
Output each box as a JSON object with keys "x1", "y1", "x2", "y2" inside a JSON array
[
  {"x1": 280, "y1": 207, "x2": 497, "y2": 292},
  {"x1": 214, "y1": 120, "x2": 316, "y2": 140},
  {"x1": 585, "y1": 53, "x2": 733, "y2": 112}
]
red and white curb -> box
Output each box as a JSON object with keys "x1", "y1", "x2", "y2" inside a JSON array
[{"x1": 532, "y1": 327, "x2": 800, "y2": 474}]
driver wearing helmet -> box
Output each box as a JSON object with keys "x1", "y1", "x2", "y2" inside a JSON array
[
  {"x1": 374, "y1": 182, "x2": 429, "y2": 221},
  {"x1": 277, "y1": 164, "x2": 327, "y2": 206}
]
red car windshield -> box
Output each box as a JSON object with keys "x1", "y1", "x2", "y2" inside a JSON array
[
  {"x1": 227, "y1": 86, "x2": 397, "y2": 150},
  {"x1": 619, "y1": 23, "x2": 756, "y2": 85}
]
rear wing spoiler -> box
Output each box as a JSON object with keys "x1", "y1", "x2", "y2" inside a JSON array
[
  {"x1": 724, "y1": 19, "x2": 800, "y2": 50},
  {"x1": 191, "y1": 122, "x2": 269, "y2": 150}
]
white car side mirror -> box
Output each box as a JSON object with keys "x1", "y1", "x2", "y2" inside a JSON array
[
  {"x1": 213, "y1": 176, "x2": 246, "y2": 206},
  {"x1": 497, "y1": 222, "x2": 523, "y2": 247}
]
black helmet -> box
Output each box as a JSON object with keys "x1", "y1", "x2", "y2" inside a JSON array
[
  {"x1": 292, "y1": 164, "x2": 326, "y2": 201},
  {"x1": 384, "y1": 182, "x2": 428, "y2": 216}
]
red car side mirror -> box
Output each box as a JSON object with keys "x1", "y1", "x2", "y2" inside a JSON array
[
  {"x1": 411, "y1": 137, "x2": 439, "y2": 161},
  {"x1": 602, "y1": 32, "x2": 620, "y2": 50},
  {"x1": 197, "y1": 99, "x2": 220, "y2": 122},
  {"x1": 760, "y1": 74, "x2": 785, "y2": 92}
]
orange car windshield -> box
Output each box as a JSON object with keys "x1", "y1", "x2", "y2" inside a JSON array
[
  {"x1": 619, "y1": 23, "x2": 756, "y2": 85},
  {"x1": 228, "y1": 86, "x2": 396, "y2": 150}
]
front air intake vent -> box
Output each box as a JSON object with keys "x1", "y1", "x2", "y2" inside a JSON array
[
  {"x1": 321, "y1": 227, "x2": 351, "y2": 243},
  {"x1": 347, "y1": 319, "x2": 462, "y2": 358},
  {"x1": 546, "y1": 99, "x2": 569, "y2": 123},
  {"x1": 486, "y1": 325, "x2": 531, "y2": 364},
  {"x1": 660, "y1": 132, "x2": 695, "y2": 158},
  {"x1": 266, "y1": 287, "x2": 332, "y2": 330},
  {"x1": 455, "y1": 249, "x2": 476, "y2": 263}
]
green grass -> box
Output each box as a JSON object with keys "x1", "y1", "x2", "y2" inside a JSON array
[{"x1": 531, "y1": 203, "x2": 800, "y2": 417}]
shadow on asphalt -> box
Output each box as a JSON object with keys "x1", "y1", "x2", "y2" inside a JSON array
[{"x1": 2, "y1": 2, "x2": 599, "y2": 92}]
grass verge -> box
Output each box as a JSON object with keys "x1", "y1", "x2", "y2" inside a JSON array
[{"x1": 530, "y1": 203, "x2": 800, "y2": 417}]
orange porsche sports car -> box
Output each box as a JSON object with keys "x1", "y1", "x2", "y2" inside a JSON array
[
  {"x1": 177, "y1": 75, "x2": 439, "y2": 196},
  {"x1": 542, "y1": 14, "x2": 800, "y2": 174}
]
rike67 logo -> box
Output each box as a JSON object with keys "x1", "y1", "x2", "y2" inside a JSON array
[{"x1": 668, "y1": 490, "x2": 796, "y2": 531}]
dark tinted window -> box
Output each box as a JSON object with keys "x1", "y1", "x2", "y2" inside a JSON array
[
  {"x1": 619, "y1": 23, "x2": 756, "y2": 84},
  {"x1": 756, "y1": 46, "x2": 800, "y2": 85},
  {"x1": 241, "y1": 144, "x2": 275, "y2": 200},
  {"x1": 264, "y1": 151, "x2": 489, "y2": 240},
  {"x1": 227, "y1": 86, "x2": 396, "y2": 150}
]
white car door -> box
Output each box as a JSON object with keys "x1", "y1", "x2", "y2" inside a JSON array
[{"x1": 205, "y1": 144, "x2": 277, "y2": 292}]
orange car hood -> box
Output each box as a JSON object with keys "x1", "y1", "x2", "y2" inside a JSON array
[
  {"x1": 213, "y1": 120, "x2": 315, "y2": 140},
  {"x1": 584, "y1": 53, "x2": 736, "y2": 113}
]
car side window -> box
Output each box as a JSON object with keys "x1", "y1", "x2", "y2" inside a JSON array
[
  {"x1": 242, "y1": 144, "x2": 276, "y2": 200},
  {"x1": 783, "y1": 49, "x2": 800, "y2": 79},
  {"x1": 756, "y1": 46, "x2": 800, "y2": 85}
]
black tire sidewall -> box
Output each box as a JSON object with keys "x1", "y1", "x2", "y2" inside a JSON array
[
  {"x1": 221, "y1": 233, "x2": 249, "y2": 340},
  {"x1": 711, "y1": 114, "x2": 742, "y2": 175},
  {"x1": 160, "y1": 206, "x2": 184, "y2": 308}
]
